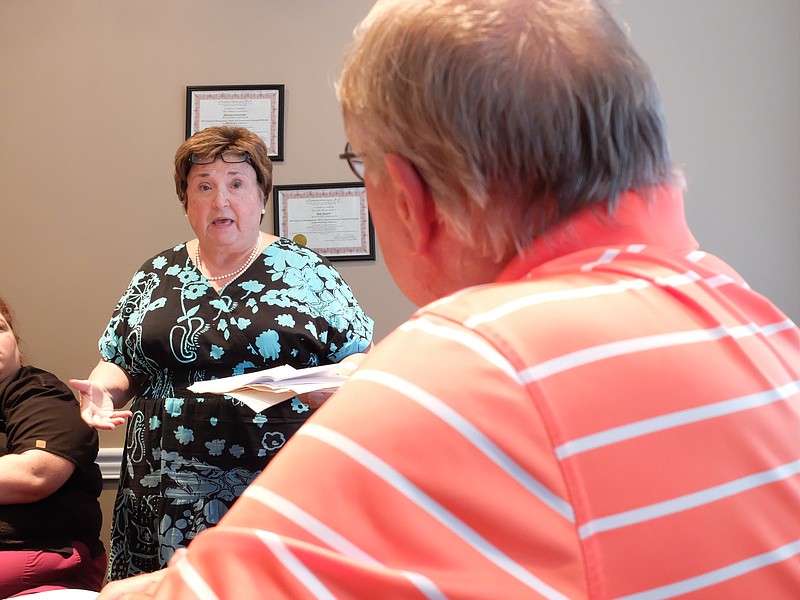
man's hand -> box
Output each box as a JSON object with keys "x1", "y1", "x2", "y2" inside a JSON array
[{"x1": 95, "y1": 568, "x2": 168, "y2": 600}]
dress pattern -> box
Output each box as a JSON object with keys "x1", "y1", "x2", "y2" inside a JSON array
[{"x1": 100, "y1": 238, "x2": 373, "y2": 578}]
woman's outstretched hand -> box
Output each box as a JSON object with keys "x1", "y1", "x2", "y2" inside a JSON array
[{"x1": 69, "y1": 378, "x2": 133, "y2": 430}]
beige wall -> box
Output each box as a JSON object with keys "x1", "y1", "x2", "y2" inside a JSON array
[
  {"x1": 1, "y1": 0, "x2": 420, "y2": 561},
  {"x1": 0, "y1": 0, "x2": 417, "y2": 452},
  {"x1": 2, "y1": 0, "x2": 798, "y2": 437},
  {"x1": 1, "y1": 0, "x2": 799, "y2": 559}
]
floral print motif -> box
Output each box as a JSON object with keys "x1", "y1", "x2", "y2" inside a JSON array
[{"x1": 102, "y1": 239, "x2": 373, "y2": 579}]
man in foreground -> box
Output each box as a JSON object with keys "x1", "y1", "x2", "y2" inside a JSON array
[{"x1": 100, "y1": 0, "x2": 799, "y2": 597}]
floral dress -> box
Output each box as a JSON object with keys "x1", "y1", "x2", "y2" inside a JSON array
[{"x1": 99, "y1": 238, "x2": 373, "y2": 578}]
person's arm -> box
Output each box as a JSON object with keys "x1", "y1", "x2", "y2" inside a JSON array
[
  {"x1": 295, "y1": 351, "x2": 371, "y2": 408},
  {"x1": 69, "y1": 360, "x2": 134, "y2": 430},
  {"x1": 95, "y1": 567, "x2": 169, "y2": 600},
  {"x1": 122, "y1": 303, "x2": 587, "y2": 599},
  {"x1": 0, "y1": 449, "x2": 75, "y2": 505},
  {"x1": 96, "y1": 549, "x2": 186, "y2": 599}
]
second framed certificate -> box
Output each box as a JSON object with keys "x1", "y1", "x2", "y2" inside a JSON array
[
  {"x1": 186, "y1": 84, "x2": 285, "y2": 161},
  {"x1": 273, "y1": 183, "x2": 375, "y2": 261}
]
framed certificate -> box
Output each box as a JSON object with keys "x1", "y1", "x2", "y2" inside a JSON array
[
  {"x1": 273, "y1": 182, "x2": 376, "y2": 261},
  {"x1": 186, "y1": 84, "x2": 285, "y2": 161}
]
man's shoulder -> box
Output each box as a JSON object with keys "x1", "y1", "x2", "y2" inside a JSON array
[{"x1": 418, "y1": 271, "x2": 582, "y2": 326}]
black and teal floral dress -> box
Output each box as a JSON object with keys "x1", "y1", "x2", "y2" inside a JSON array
[{"x1": 99, "y1": 238, "x2": 373, "y2": 579}]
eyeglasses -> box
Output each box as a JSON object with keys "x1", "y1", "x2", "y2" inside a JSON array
[
  {"x1": 339, "y1": 142, "x2": 365, "y2": 181},
  {"x1": 190, "y1": 151, "x2": 252, "y2": 165}
]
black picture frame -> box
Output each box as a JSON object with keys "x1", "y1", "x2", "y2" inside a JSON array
[
  {"x1": 186, "y1": 84, "x2": 285, "y2": 161},
  {"x1": 273, "y1": 182, "x2": 376, "y2": 261}
]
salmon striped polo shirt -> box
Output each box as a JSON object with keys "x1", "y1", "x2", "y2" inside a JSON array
[{"x1": 155, "y1": 186, "x2": 799, "y2": 599}]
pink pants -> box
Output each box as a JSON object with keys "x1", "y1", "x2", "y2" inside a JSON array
[{"x1": 0, "y1": 541, "x2": 106, "y2": 598}]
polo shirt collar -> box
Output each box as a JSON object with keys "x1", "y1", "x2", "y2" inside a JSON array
[{"x1": 496, "y1": 186, "x2": 698, "y2": 283}]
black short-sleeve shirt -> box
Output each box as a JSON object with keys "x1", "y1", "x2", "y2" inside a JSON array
[{"x1": 0, "y1": 365, "x2": 104, "y2": 556}]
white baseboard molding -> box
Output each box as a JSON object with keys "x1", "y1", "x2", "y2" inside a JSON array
[{"x1": 96, "y1": 447, "x2": 123, "y2": 481}]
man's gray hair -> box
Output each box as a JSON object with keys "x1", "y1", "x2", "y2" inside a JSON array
[{"x1": 338, "y1": 0, "x2": 682, "y2": 260}]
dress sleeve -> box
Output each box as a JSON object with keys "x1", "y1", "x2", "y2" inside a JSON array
[
  {"x1": 98, "y1": 273, "x2": 138, "y2": 369},
  {"x1": 98, "y1": 264, "x2": 166, "y2": 372},
  {"x1": 312, "y1": 260, "x2": 374, "y2": 363}
]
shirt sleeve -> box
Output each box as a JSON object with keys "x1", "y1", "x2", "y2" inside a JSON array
[{"x1": 4, "y1": 368, "x2": 99, "y2": 467}]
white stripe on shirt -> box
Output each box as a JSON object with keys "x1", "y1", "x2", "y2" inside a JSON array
[
  {"x1": 465, "y1": 278, "x2": 652, "y2": 328},
  {"x1": 256, "y1": 530, "x2": 338, "y2": 600},
  {"x1": 465, "y1": 268, "x2": 751, "y2": 330},
  {"x1": 299, "y1": 423, "x2": 571, "y2": 600},
  {"x1": 175, "y1": 555, "x2": 220, "y2": 600},
  {"x1": 352, "y1": 368, "x2": 574, "y2": 521},
  {"x1": 399, "y1": 316, "x2": 524, "y2": 383},
  {"x1": 555, "y1": 379, "x2": 800, "y2": 459},
  {"x1": 580, "y1": 248, "x2": 623, "y2": 271},
  {"x1": 242, "y1": 486, "x2": 447, "y2": 599},
  {"x1": 578, "y1": 460, "x2": 800, "y2": 539},
  {"x1": 614, "y1": 539, "x2": 800, "y2": 600},
  {"x1": 522, "y1": 320, "x2": 794, "y2": 384}
]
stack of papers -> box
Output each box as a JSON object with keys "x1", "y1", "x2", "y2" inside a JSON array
[{"x1": 188, "y1": 363, "x2": 353, "y2": 412}]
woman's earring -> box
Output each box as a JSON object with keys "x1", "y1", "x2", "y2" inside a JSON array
[{"x1": 261, "y1": 208, "x2": 266, "y2": 214}]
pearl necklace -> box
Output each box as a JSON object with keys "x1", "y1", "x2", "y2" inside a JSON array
[{"x1": 195, "y1": 232, "x2": 262, "y2": 282}]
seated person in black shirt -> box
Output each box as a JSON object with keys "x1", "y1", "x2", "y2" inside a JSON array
[{"x1": 0, "y1": 296, "x2": 106, "y2": 597}]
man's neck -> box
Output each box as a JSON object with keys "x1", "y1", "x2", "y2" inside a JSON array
[{"x1": 496, "y1": 186, "x2": 696, "y2": 282}]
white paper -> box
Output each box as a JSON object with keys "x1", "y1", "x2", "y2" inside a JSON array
[{"x1": 187, "y1": 363, "x2": 350, "y2": 412}]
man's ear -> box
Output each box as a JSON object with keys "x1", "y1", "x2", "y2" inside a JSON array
[{"x1": 383, "y1": 153, "x2": 437, "y2": 253}]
